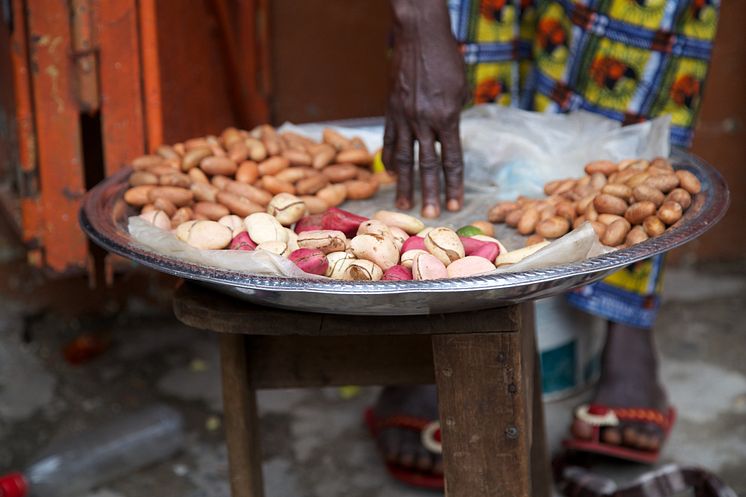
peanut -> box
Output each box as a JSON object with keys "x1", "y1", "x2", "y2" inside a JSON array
[
  {"x1": 129, "y1": 171, "x2": 159, "y2": 187},
  {"x1": 488, "y1": 202, "x2": 518, "y2": 223},
  {"x1": 657, "y1": 201, "x2": 683, "y2": 225},
  {"x1": 625, "y1": 225, "x2": 649, "y2": 246},
  {"x1": 518, "y1": 207, "x2": 540, "y2": 235},
  {"x1": 261, "y1": 176, "x2": 296, "y2": 195},
  {"x1": 193, "y1": 201, "x2": 230, "y2": 221},
  {"x1": 216, "y1": 191, "x2": 264, "y2": 217},
  {"x1": 643, "y1": 215, "x2": 666, "y2": 237},
  {"x1": 585, "y1": 160, "x2": 618, "y2": 176},
  {"x1": 632, "y1": 184, "x2": 665, "y2": 206},
  {"x1": 619, "y1": 159, "x2": 649, "y2": 171},
  {"x1": 675, "y1": 169, "x2": 701, "y2": 194},
  {"x1": 171, "y1": 207, "x2": 193, "y2": 228},
  {"x1": 344, "y1": 179, "x2": 378, "y2": 200},
  {"x1": 602, "y1": 183, "x2": 632, "y2": 199},
  {"x1": 282, "y1": 149, "x2": 312, "y2": 168},
  {"x1": 598, "y1": 214, "x2": 624, "y2": 225},
  {"x1": 148, "y1": 186, "x2": 193, "y2": 206},
  {"x1": 311, "y1": 144, "x2": 336, "y2": 169},
  {"x1": 295, "y1": 175, "x2": 329, "y2": 195},
  {"x1": 188, "y1": 167, "x2": 210, "y2": 185},
  {"x1": 132, "y1": 155, "x2": 164, "y2": 170},
  {"x1": 593, "y1": 194, "x2": 628, "y2": 216},
  {"x1": 666, "y1": 188, "x2": 692, "y2": 210},
  {"x1": 153, "y1": 197, "x2": 177, "y2": 217},
  {"x1": 323, "y1": 163, "x2": 359, "y2": 183},
  {"x1": 181, "y1": 147, "x2": 212, "y2": 171},
  {"x1": 322, "y1": 128, "x2": 351, "y2": 150},
  {"x1": 200, "y1": 156, "x2": 237, "y2": 176},
  {"x1": 235, "y1": 161, "x2": 259, "y2": 184},
  {"x1": 589, "y1": 221, "x2": 606, "y2": 239},
  {"x1": 300, "y1": 195, "x2": 328, "y2": 215},
  {"x1": 601, "y1": 218, "x2": 631, "y2": 247},
  {"x1": 526, "y1": 234, "x2": 546, "y2": 246},
  {"x1": 159, "y1": 172, "x2": 191, "y2": 188},
  {"x1": 225, "y1": 180, "x2": 273, "y2": 206},
  {"x1": 624, "y1": 201, "x2": 657, "y2": 225},
  {"x1": 245, "y1": 137, "x2": 268, "y2": 162},
  {"x1": 505, "y1": 208, "x2": 524, "y2": 228},
  {"x1": 156, "y1": 145, "x2": 180, "y2": 160},
  {"x1": 644, "y1": 173, "x2": 679, "y2": 193},
  {"x1": 555, "y1": 202, "x2": 576, "y2": 223},
  {"x1": 316, "y1": 184, "x2": 347, "y2": 207},
  {"x1": 535, "y1": 216, "x2": 570, "y2": 239},
  {"x1": 258, "y1": 156, "x2": 290, "y2": 176},
  {"x1": 590, "y1": 172, "x2": 607, "y2": 190},
  {"x1": 336, "y1": 149, "x2": 371, "y2": 165},
  {"x1": 275, "y1": 167, "x2": 311, "y2": 184}
]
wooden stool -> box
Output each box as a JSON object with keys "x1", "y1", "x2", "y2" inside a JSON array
[{"x1": 173, "y1": 282, "x2": 551, "y2": 497}]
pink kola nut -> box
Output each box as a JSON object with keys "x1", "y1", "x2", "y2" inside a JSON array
[
  {"x1": 294, "y1": 213, "x2": 324, "y2": 234},
  {"x1": 400, "y1": 235, "x2": 426, "y2": 254},
  {"x1": 229, "y1": 231, "x2": 257, "y2": 251},
  {"x1": 459, "y1": 236, "x2": 500, "y2": 260},
  {"x1": 446, "y1": 256, "x2": 495, "y2": 278},
  {"x1": 382, "y1": 265, "x2": 413, "y2": 281},
  {"x1": 412, "y1": 253, "x2": 448, "y2": 280},
  {"x1": 471, "y1": 242, "x2": 499, "y2": 262},
  {"x1": 321, "y1": 207, "x2": 369, "y2": 237},
  {"x1": 288, "y1": 248, "x2": 329, "y2": 275}
]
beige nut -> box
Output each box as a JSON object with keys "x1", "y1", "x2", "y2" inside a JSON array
[
  {"x1": 194, "y1": 201, "x2": 230, "y2": 221},
  {"x1": 275, "y1": 167, "x2": 312, "y2": 184},
  {"x1": 295, "y1": 175, "x2": 329, "y2": 195},
  {"x1": 323, "y1": 163, "x2": 359, "y2": 183},
  {"x1": 316, "y1": 184, "x2": 347, "y2": 207},
  {"x1": 258, "y1": 156, "x2": 290, "y2": 176},
  {"x1": 344, "y1": 179, "x2": 378, "y2": 200},
  {"x1": 170, "y1": 207, "x2": 193, "y2": 228},
  {"x1": 535, "y1": 216, "x2": 570, "y2": 239},
  {"x1": 597, "y1": 214, "x2": 624, "y2": 226},
  {"x1": 312, "y1": 144, "x2": 336, "y2": 169},
  {"x1": 218, "y1": 214, "x2": 246, "y2": 237},
  {"x1": 411, "y1": 252, "x2": 448, "y2": 280},
  {"x1": 400, "y1": 249, "x2": 429, "y2": 269},
  {"x1": 132, "y1": 154, "x2": 164, "y2": 170},
  {"x1": 336, "y1": 149, "x2": 371, "y2": 165},
  {"x1": 188, "y1": 167, "x2": 210, "y2": 185},
  {"x1": 657, "y1": 200, "x2": 683, "y2": 225},
  {"x1": 159, "y1": 172, "x2": 191, "y2": 188},
  {"x1": 139, "y1": 209, "x2": 171, "y2": 230},
  {"x1": 675, "y1": 170, "x2": 701, "y2": 194},
  {"x1": 343, "y1": 259, "x2": 383, "y2": 281},
  {"x1": 227, "y1": 141, "x2": 250, "y2": 163},
  {"x1": 176, "y1": 220, "x2": 232, "y2": 250},
  {"x1": 297, "y1": 230, "x2": 347, "y2": 254},
  {"x1": 129, "y1": 171, "x2": 159, "y2": 187},
  {"x1": 505, "y1": 208, "x2": 524, "y2": 228},
  {"x1": 350, "y1": 233, "x2": 400, "y2": 270},
  {"x1": 326, "y1": 251, "x2": 355, "y2": 278},
  {"x1": 626, "y1": 172, "x2": 651, "y2": 188},
  {"x1": 191, "y1": 183, "x2": 219, "y2": 203},
  {"x1": 619, "y1": 159, "x2": 650, "y2": 171},
  {"x1": 357, "y1": 219, "x2": 392, "y2": 238},
  {"x1": 200, "y1": 156, "x2": 237, "y2": 176},
  {"x1": 555, "y1": 202, "x2": 577, "y2": 223},
  {"x1": 245, "y1": 212, "x2": 288, "y2": 244},
  {"x1": 181, "y1": 147, "x2": 212, "y2": 171},
  {"x1": 624, "y1": 201, "x2": 657, "y2": 225},
  {"x1": 256, "y1": 241, "x2": 290, "y2": 257},
  {"x1": 424, "y1": 228, "x2": 465, "y2": 266},
  {"x1": 593, "y1": 194, "x2": 628, "y2": 216},
  {"x1": 665, "y1": 188, "x2": 692, "y2": 210},
  {"x1": 372, "y1": 210, "x2": 426, "y2": 235},
  {"x1": 225, "y1": 180, "x2": 273, "y2": 206},
  {"x1": 282, "y1": 149, "x2": 312, "y2": 168},
  {"x1": 211, "y1": 174, "x2": 232, "y2": 190},
  {"x1": 494, "y1": 242, "x2": 550, "y2": 267},
  {"x1": 267, "y1": 192, "x2": 307, "y2": 226},
  {"x1": 261, "y1": 176, "x2": 296, "y2": 195},
  {"x1": 589, "y1": 172, "x2": 607, "y2": 190}
]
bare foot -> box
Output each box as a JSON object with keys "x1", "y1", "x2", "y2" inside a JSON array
[{"x1": 571, "y1": 322, "x2": 669, "y2": 452}]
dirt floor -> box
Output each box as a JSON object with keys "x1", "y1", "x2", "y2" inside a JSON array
[{"x1": 1, "y1": 214, "x2": 745, "y2": 497}]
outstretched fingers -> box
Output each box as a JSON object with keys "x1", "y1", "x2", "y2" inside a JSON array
[
  {"x1": 417, "y1": 129, "x2": 441, "y2": 219},
  {"x1": 438, "y1": 123, "x2": 464, "y2": 212},
  {"x1": 393, "y1": 119, "x2": 415, "y2": 211}
]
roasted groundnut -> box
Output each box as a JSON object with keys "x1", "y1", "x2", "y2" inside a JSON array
[
  {"x1": 626, "y1": 172, "x2": 651, "y2": 188},
  {"x1": 216, "y1": 191, "x2": 264, "y2": 217},
  {"x1": 555, "y1": 202, "x2": 577, "y2": 223},
  {"x1": 526, "y1": 234, "x2": 546, "y2": 246},
  {"x1": 597, "y1": 214, "x2": 623, "y2": 226},
  {"x1": 312, "y1": 144, "x2": 336, "y2": 169},
  {"x1": 129, "y1": 171, "x2": 159, "y2": 186},
  {"x1": 535, "y1": 216, "x2": 570, "y2": 239},
  {"x1": 601, "y1": 218, "x2": 631, "y2": 247},
  {"x1": 295, "y1": 175, "x2": 329, "y2": 195},
  {"x1": 666, "y1": 188, "x2": 692, "y2": 210},
  {"x1": 235, "y1": 161, "x2": 259, "y2": 184},
  {"x1": 188, "y1": 167, "x2": 210, "y2": 185},
  {"x1": 624, "y1": 201, "x2": 657, "y2": 225},
  {"x1": 675, "y1": 170, "x2": 701, "y2": 194},
  {"x1": 344, "y1": 180, "x2": 378, "y2": 200},
  {"x1": 657, "y1": 200, "x2": 683, "y2": 225},
  {"x1": 589, "y1": 172, "x2": 607, "y2": 190},
  {"x1": 153, "y1": 197, "x2": 177, "y2": 217},
  {"x1": 626, "y1": 225, "x2": 649, "y2": 246},
  {"x1": 159, "y1": 172, "x2": 191, "y2": 188},
  {"x1": 200, "y1": 156, "x2": 237, "y2": 176},
  {"x1": 644, "y1": 173, "x2": 679, "y2": 193},
  {"x1": 267, "y1": 193, "x2": 307, "y2": 226},
  {"x1": 602, "y1": 183, "x2": 632, "y2": 199},
  {"x1": 261, "y1": 176, "x2": 296, "y2": 195},
  {"x1": 148, "y1": 186, "x2": 194, "y2": 206},
  {"x1": 181, "y1": 147, "x2": 212, "y2": 171},
  {"x1": 299, "y1": 195, "x2": 328, "y2": 215},
  {"x1": 225, "y1": 180, "x2": 273, "y2": 206},
  {"x1": 589, "y1": 221, "x2": 606, "y2": 239},
  {"x1": 470, "y1": 220, "x2": 495, "y2": 237},
  {"x1": 488, "y1": 202, "x2": 518, "y2": 223},
  {"x1": 176, "y1": 220, "x2": 232, "y2": 249},
  {"x1": 131, "y1": 154, "x2": 165, "y2": 170},
  {"x1": 275, "y1": 167, "x2": 312, "y2": 184},
  {"x1": 518, "y1": 207, "x2": 540, "y2": 235},
  {"x1": 282, "y1": 149, "x2": 312, "y2": 167},
  {"x1": 336, "y1": 148, "x2": 371, "y2": 165},
  {"x1": 322, "y1": 163, "x2": 359, "y2": 183},
  {"x1": 643, "y1": 215, "x2": 666, "y2": 237},
  {"x1": 316, "y1": 183, "x2": 347, "y2": 207},
  {"x1": 193, "y1": 201, "x2": 230, "y2": 221},
  {"x1": 593, "y1": 194, "x2": 628, "y2": 216},
  {"x1": 171, "y1": 207, "x2": 193, "y2": 227},
  {"x1": 585, "y1": 160, "x2": 618, "y2": 176},
  {"x1": 618, "y1": 159, "x2": 649, "y2": 171},
  {"x1": 258, "y1": 156, "x2": 289, "y2": 176},
  {"x1": 505, "y1": 208, "x2": 524, "y2": 228},
  {"x1": 124, "y1": 185, "x2": 156, "y2": 206},
  {"x1": 632, "y1": 184, "x2": 665, "y2": 206}
]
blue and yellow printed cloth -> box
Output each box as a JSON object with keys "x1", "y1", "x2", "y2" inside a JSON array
[{"x1": 446, "y1": 0, "x2": 718, "y2": 328}]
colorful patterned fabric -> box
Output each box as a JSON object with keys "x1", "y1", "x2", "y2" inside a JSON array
[{"x1": 447, "y1": 0, "x2": 719, "y2": 328}]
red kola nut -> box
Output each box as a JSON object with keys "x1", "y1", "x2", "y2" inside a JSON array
[
  {"x1": 471, "y1": 242, "x2": 499, "y2": 262},
  {"x1": 321, "y1": 207, "x2": 369, "y2": 238},
  {"x1": 400, "y1": 235, "x2": 426, "y2": 254},
  {"x1": 229, "y1": 231, "x2": 257, "y2": 251},
  {"x1": 459, "y1": 236, "x2": 500, "y2": 257},
  {"x1": 382, "y1": 265, "x2": 413, "y2": 281},
  {"x1": 294, "y1": 214, "x2": 325, "y2": 234},
  {"x1": 288, "y1": 248, "x2": 329, "y2": 276}
]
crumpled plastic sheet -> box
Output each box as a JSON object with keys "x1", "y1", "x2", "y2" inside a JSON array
[{"x1": 128, "y1": 106, "x2": 665, "y2": 279}]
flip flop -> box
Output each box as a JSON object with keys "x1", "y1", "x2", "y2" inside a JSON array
[
  {"x1": 563, "y1": 404, "x2": 677, "y2": 464},
  {"x1": 364, "y1": 407, "x2": 444, "y2": 490}
]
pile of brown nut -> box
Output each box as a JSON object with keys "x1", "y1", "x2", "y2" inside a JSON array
[
  {"x1": 487, "y1": 157, "x2": 701, "y2": 248},
  {"x1": 123, "y1": 125, "x2": 390, "y2": 227}
]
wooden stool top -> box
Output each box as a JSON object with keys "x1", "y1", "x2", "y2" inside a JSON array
[{"x1": 173, "y1": 282, "x2": 520, "y2": 336}]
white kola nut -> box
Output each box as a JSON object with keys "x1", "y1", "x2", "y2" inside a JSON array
[
  {"x1": 417, "y1": 227, "x2": 433, "y2": 237},
  {"x1": 176, "y1": 220, "x2": 232, "y2": 250},
  {"x1": 244, "y1": 212, "x2": 288, "y2": 244},
  {"x1": 388, "y1": 226, "x2": 409, "y2": 252},
  {"x1": 356, "y1": 219, "x2": 392, "y2": 238},
  {"x1": 256, "y1": 240, "x2": 289, "y2": 256},
  {"x1": 350, "y1": 233, "x2": 400, "y2": 270},
  {"x1": 139, "y1": 209, "x2": 171, "y2": 230},
  {"x1": 343, "y1": 259, "x2": 383, "y2": 281},
  {"x1": 400, "y1": 249, "x2": 429, "y2": 269},
  {"x1": 326, "y1": 252, "x2": 355, "y2": 278},
  {"x1": 267, "y1": 192, "x2": 307, "y2": 226},
  {"x1": 218, "y1": 214, "x2": 246, "y2": 237},
  {"x1": 372, "y1": 210, "x2": 425, "y2": 235},
  {"x1": 296, "y1": 230, "x2": 347, "y2": 254},
  {"x1": 424, "y1": 227, "x2": 464, "y2": 266},
  {"x1": 284, "y1": 228, "x2": 299, "y2": 252}
]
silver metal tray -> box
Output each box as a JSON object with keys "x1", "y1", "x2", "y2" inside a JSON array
[{"x1": 80, "y1": 149, "x2": 728, "y2": 315}]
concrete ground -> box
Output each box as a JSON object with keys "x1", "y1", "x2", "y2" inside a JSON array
[{"x1": 1, "y1": 218, "x2": 745, "y2": 496}]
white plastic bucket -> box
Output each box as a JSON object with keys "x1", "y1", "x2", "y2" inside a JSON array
[{"x1": 535, "y1": 296, "x2": 606, "y2": 401}]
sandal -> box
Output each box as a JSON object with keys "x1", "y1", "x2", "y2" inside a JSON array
[
  {"x1": 364, "y1": 407, "x2": 444, "y2": 490},
  {"x1": 563, "y1": 404, "x2": 677, "y2": 464}
]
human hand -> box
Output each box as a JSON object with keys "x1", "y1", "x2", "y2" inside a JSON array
[{"x1": 383, "y1": 0, "x2": 468, "y2": 219}]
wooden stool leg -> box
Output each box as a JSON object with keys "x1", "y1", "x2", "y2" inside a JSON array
[
  {"x1": 432, "y1": 309, "x2": 531, "y2": 497},
  {"x1": 219, "y1": 334, "x2": 265, "y2": 497},
  {"x1": 521, "y1": 303, "x2": 552, "y2": 497}
]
